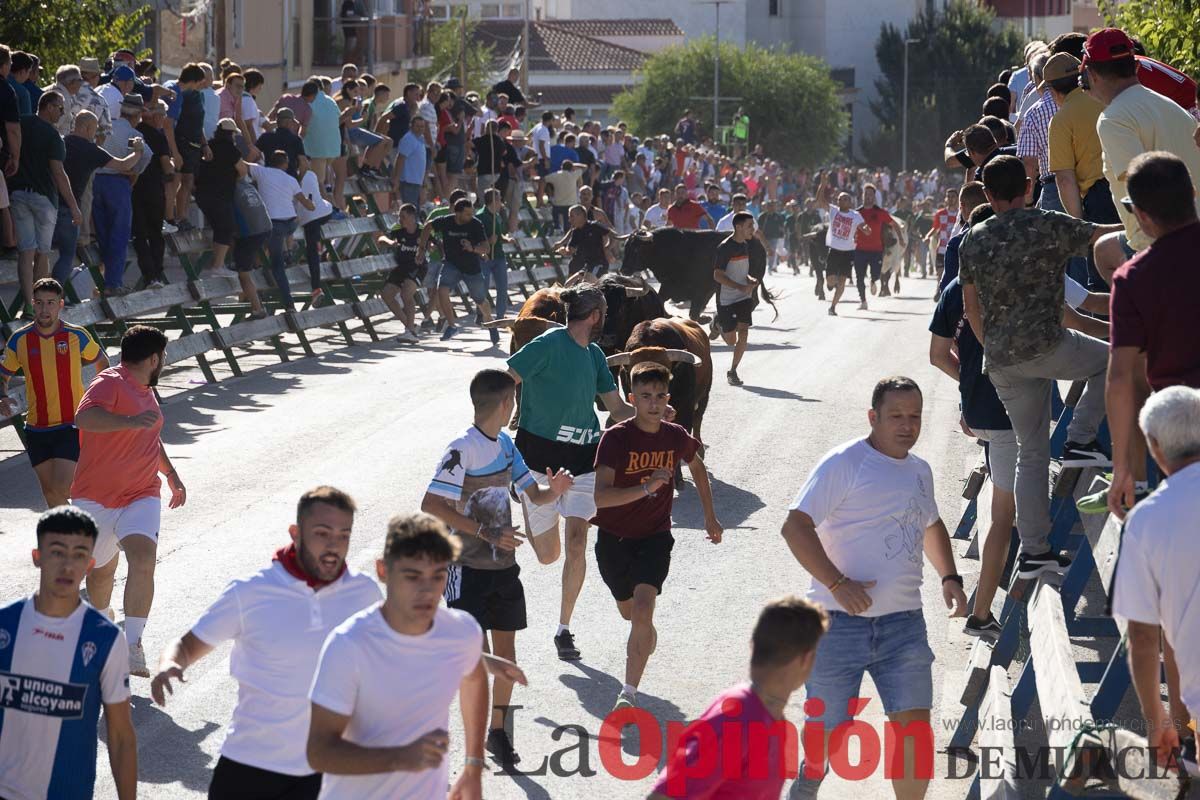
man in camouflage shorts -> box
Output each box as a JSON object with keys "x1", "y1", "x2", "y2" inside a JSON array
[{"x1": 958, "y1": 156, "x2": 1122, "y2": 581}]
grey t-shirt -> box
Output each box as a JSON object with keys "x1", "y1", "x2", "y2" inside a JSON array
[{"x1": 715, "y1": 235, "x2": 752, "y2": 305}]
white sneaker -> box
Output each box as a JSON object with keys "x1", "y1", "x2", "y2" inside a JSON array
[
  {"x1": 129, "y1": 640, "x2": 150, "y2": 678},
  {"x1": 397, "y1": 331, "x2": 420, "y2": 344}
]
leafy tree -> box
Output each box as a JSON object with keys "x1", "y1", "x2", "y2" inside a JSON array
[
  {"x1": 612, "y1": 37, "x2": 848, "y2": 168},
  {"x1": 0, "y1": 0, "x2": 151, "y2": 76},
  {"x1": 411, "y1": 9, "x2": 495, "y2": 92},
  {"x1": 1100, "y1": 0, "x2": 1200, "y2": 76},
  {"x1": 864, "y1": 0, "x2": 1024, "y2": 170}
]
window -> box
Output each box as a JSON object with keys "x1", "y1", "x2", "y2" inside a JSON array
[
  {"x1": 502, "y1": 2, "x2": 521, "y2": 17},
  {"x1": 480, "y1": 3, "x2": 501, "y2": 16},
  {"x1": 768, "y1": 0, "x2": 779, "y2": 15},
  {"x1": 233, "y1": 0, "x2": 244, "y2": 47},
  {"x1": 429, "y1": 4, "x2": 450, "y2": 17}
]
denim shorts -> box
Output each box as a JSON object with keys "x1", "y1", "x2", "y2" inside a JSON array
[
  {"x1": 10, "y1": 190, "x2": 57, "y2": 253},
  {"x1": 438, "y1": 262, "x2": 487, "y2": 303},
  {"x1": 347, "y1": 126, "x2": 385, "y2": 149},
  {"x1": 1117, "y1": 232, "x2": 1137, "y2": 260},
  {"x1": 803, "y1": 608, "x2": 934, "y2": 729}
]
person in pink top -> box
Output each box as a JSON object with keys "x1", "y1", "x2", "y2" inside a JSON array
[
  {"x1": 73, "y1": 325, "x2": 187, "y2": 679},
  {"x1": 649, "y1": 596, "x2": 828, "y2": 800}
]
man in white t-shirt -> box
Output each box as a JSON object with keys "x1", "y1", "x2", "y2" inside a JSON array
[
  {"x1": 1111, "y1": 386, "x2": 1200, "y2": 757},
  {"x1": 308, "y1": 513, "x2": 491, "y2": 800},
  {"x1": 824, "y1": 192, "x2": 870, "y2": 317},
  {"x1": 248, "y1": 152, "x2": 314, "y2": 316},
  {"x1": 530, "y1": 111, "x2": 555, "y2": 206},
  {"x1": 782, "y1": 377, "x2": 967, "y2": 800},
  {"x1": 642, "y1": 188, "x2": 672, "y2": 229},
  {"x1": 150, "y1": 487, "x2": 382, "y2": 800}
]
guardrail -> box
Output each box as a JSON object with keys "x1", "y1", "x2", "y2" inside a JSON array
[
  {"x1": 0, "y1": 177, "x2": 567, "y2": 438},
  {"x1": 948, "y1": 384, "x2": 1197, "y2": 798}
]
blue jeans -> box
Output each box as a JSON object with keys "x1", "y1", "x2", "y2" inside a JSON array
[
  {"x1": 480, "y1": 257, "x2": 508, "y2": 318},
  {"x1": 51, "y1": 202, "x2": 80, "y2": 284},
  {"x1": 1036, "y1": 178, "x2": 1062, "y2": 212},
  {"x1": 790, "y1": 609, "x2": 934, "y2": 798},
  {"x1": 267, "y1": 218, "x2": 298, "y2": 305},
  {"x1": 399, "y1": 182, "x2": 421, "y2": 207},
  {"x1": 91, "y1": 174, "x2": 133, "y2": 289}
]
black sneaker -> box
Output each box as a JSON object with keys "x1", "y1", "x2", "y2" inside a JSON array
[
  {"x1": 1061, "y1": 440, "x2": 1113, "y2": 469},
  {"x1": 554, "y1": 630, "x2": 581, "y2": 661},
  {"x1": 727, "y1": 369, "x2": 743, "y2": 386},
  {"x1": 486, "y1": 727, "x2": 521, "y2": 767},
  {"x1": 1016, "y1": 550, "x2": 1072, "y2": 580},
  {"x1": 963, "y1": 614, "x2": 1002, "y2": 642}
]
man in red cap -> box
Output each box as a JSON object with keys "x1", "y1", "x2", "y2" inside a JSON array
[{"x1": 1081, "y1": 28, "x2": 1200, "y2": 282}]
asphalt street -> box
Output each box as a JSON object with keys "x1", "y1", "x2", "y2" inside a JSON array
[{"x1": 0, "y1": 270, "x2": 985, "y2": 799}]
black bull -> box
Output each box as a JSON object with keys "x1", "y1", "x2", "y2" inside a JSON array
[{"x1": 618, "y1": 228, "x2": 779, "y2": 321}]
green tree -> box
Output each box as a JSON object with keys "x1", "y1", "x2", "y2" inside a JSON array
[
  {"x1": 611, "y1": 38, "x2": 848, "y2": 168},
  {"x1": 411, "y1": 9, "x2": 495, "y2": 92},
  {"x1": 1101, "y1": 0, "x2": 1200, "y2": 76},
  {"x1": 0, "y1": 0, "x2": 151, "y2": 77},
  {"x1": 864, "y1": 0, "x2": 1024, "y2": 170}
]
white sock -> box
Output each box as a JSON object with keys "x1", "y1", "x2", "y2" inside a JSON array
[
  {"x1": 622, "y1": 683, "x2": 637, "y2": 698},
  {"x1": 124, "y1": 616, "x2": 148, "y2": 646},
  {"x1": 556, "y1": 624, "x2": 569, "y2": 636}
]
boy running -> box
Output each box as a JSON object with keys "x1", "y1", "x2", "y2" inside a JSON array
[
  {"x1": 712, "y1": 211, "x2": 760, "y2": 387},
  {"x1": 593, "y1": 362, "x2": 722, "y2": 711},
  {"x1": 421, "y1": 368, "x2": 573, "y2": 769},
  {"x1": 0, "y1": 278, "x2": 108, "y2": 508},
  {"x1": 825, "y1": 193, "x2": 871, "y2": 316},
  {"x1": 378, "y1": 203, "x2": 424, "y2": 344}
]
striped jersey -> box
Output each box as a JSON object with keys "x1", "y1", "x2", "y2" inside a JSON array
[
  {"x1": 0, "y1": 597, "x2": 129, "y2": 800},
  {"x1": 0, "y1": 323, "x2": 102, "y2": 430}
]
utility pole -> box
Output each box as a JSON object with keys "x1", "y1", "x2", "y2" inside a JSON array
[
  {"x1": 696, "y1": 0, "x2": 734, "y2": 136},
  {"x1": 902, "y1": 37, "x2": 920, "y2": 173},
  {"x1": 521, "y1": 0, "x2": 530, "y2": 99}
]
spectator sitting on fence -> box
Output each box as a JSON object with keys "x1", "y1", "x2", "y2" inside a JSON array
[
  {"x1": 1105, "y1": 152, "x2": 1200, "y2": 519},
  {"x1": 1111, "y1": 385, "x2": 1200, "y2": 762}
]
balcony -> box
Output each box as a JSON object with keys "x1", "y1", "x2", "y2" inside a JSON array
[{"x1": 313, "y1": 1, "x2": 433, "y2": 72}]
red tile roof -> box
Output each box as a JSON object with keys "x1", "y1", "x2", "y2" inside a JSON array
[
  {"x1": 543, "y1": 19, "x2": 684, "y2": 38},
  {"x1": 473, "y1": 19, "x2": 674, "y2": 73}
]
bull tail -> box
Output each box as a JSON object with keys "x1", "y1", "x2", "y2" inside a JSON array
[{"x1": 757, "y1": 283, "x2": 782, "y2": 322}]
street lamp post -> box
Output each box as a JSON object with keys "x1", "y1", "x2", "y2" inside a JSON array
[
  {"x1": 696, "y1": 1, "x2": 734, "y2": 138},
  {"x1": 901, "y1": 37, "x2": 920, "y2": 173}
]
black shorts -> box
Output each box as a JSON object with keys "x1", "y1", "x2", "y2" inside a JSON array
[
  {"x1": 595, "y1": 529, "x2": 674, "y2": 602},
  {"x1": 178, "y1": 141, "x2": 204, "y2": 175},
  {"x1": 446, "y1": 563, "x2": 527, "y2": 631},
  {"x1": 826, "y1": 248, "x2": 854, "y2": 277},
  {"x1": 25, "y1": 426, "x2": 79, "y2": 467},
  {"x1": 196, "y1": 193, "x2": 236, "y2": 246},
  {"x1": 208, "y1": 756, "x2": 321, "y2": 800},
  {"x1": 385, "y1": 265, "x2": 424, "y2": 287},
  {"x1": 717, "y1": 298, "x2": 754, "y2": 330},
  {"x1": 515, "y1": 428, "x2": 598, "y2": 476},
  {"x1": 434, "y1": 146, "x2": 448, "y2": 164}
]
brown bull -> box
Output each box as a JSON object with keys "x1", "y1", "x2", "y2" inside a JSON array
[{"x1": 605, "y1": 317, "x2": 713, "y2": 448}]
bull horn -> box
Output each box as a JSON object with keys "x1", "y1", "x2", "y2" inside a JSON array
[
  {"x1": 481, "y1": 317, "x2": 517, "y2": 329},
  {"x1": 665, "y1": 349, "x2": 700, "y2": 365},
  {"x1": 624, "y1": 286, "x2": 649, "y2": 297},
  {"x1": 606, "y1": 353, "x2": 632, "y2": 367},
  {"x1": 563, "y1": 270, "x2": 596, "y2": 287}
]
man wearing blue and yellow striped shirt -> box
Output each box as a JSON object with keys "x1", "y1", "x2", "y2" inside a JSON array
[{"x1": 0, "y1": 278, "x2": 107, "y2": 506}]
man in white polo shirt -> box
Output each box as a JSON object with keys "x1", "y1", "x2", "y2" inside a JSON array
[
  {"x1": 1112, "y1": 386, "x2": 1200, "y2": 759},
  {"x1": 782, "y1": 376, "x2": 967, "y2": 800},
  {"x1": 307, "y1": 512, "x2": 490, "y2": 800},
  {"x1": 150, "y1": 487, "x2": 381, "y2": 800}
]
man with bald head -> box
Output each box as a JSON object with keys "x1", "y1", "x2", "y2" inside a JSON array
[{"x1": 53, "y1": 110, "x2": 141, "y2": 285}]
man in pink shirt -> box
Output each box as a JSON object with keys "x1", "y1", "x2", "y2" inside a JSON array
[
  {"x1": 73, "y1": 325, "x2": 187, "y2": 678},
  {"x1": 649, "y1": 596, "x2": 828, "y2": 799}
]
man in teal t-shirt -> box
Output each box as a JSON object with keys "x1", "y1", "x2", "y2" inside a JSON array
[{"x1": 506, "y1": 283, "x2": 635, "y2": 662}]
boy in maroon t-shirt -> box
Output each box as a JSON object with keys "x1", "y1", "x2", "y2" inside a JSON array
[{"x1": 593, "y1": 362, "x2": 722, "y2": 712}]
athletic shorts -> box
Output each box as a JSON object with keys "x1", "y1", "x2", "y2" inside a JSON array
[
  {"x1": 208, "y1": 755, "x2": 321, "y2": 800},
  {"x1": 24, "y1": 426, "x2": 80, "y2": 467},
  {"x1": 826, "y1": 248, "x2": 853, "y2": 277},
  {"x1": 74, "y1": 495, "x2": 161, "y2": 567},
  {"x1": 445, "y1": 563, "x2": 527, "y2": 632},
  {"x1": 385, "y1": 264, "x2": 424, "y2": 287},
  {"x1": 521, "y1": 471, "x2": 597, "y2": 537},
  {"x1": 196, "y1": 192, "x2": 236, "y2": 246},
  {"x1": 515, "y1": 428, "x2": 598, "y2": 475},
  {"x1": 178, "y1": 141, "x2": 204, "y2": 175},
  {"x1": 595, "y1": 529, "x2": 674, "y2": 602},
  {"x1": 717, "y1": 298, "x2": 754, "y2": 330}
]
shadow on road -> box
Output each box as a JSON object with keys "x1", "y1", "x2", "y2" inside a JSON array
[
  {"x1": 557, "y1": 661, "x2": 685, "y2": 728},
  {"x1": 738, "y1": 385, "x2": 821, "y2": 402},
  {"x1": 116, "y1": 697, "x2": 221, "y2": 790},
  {"x1": 674, "y1": 474, "x2": 765, "y2": 530}
]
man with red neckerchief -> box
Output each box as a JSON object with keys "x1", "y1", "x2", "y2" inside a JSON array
[{"x1": 149, "y1": 487, "x2": 382, "y2": 800}]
